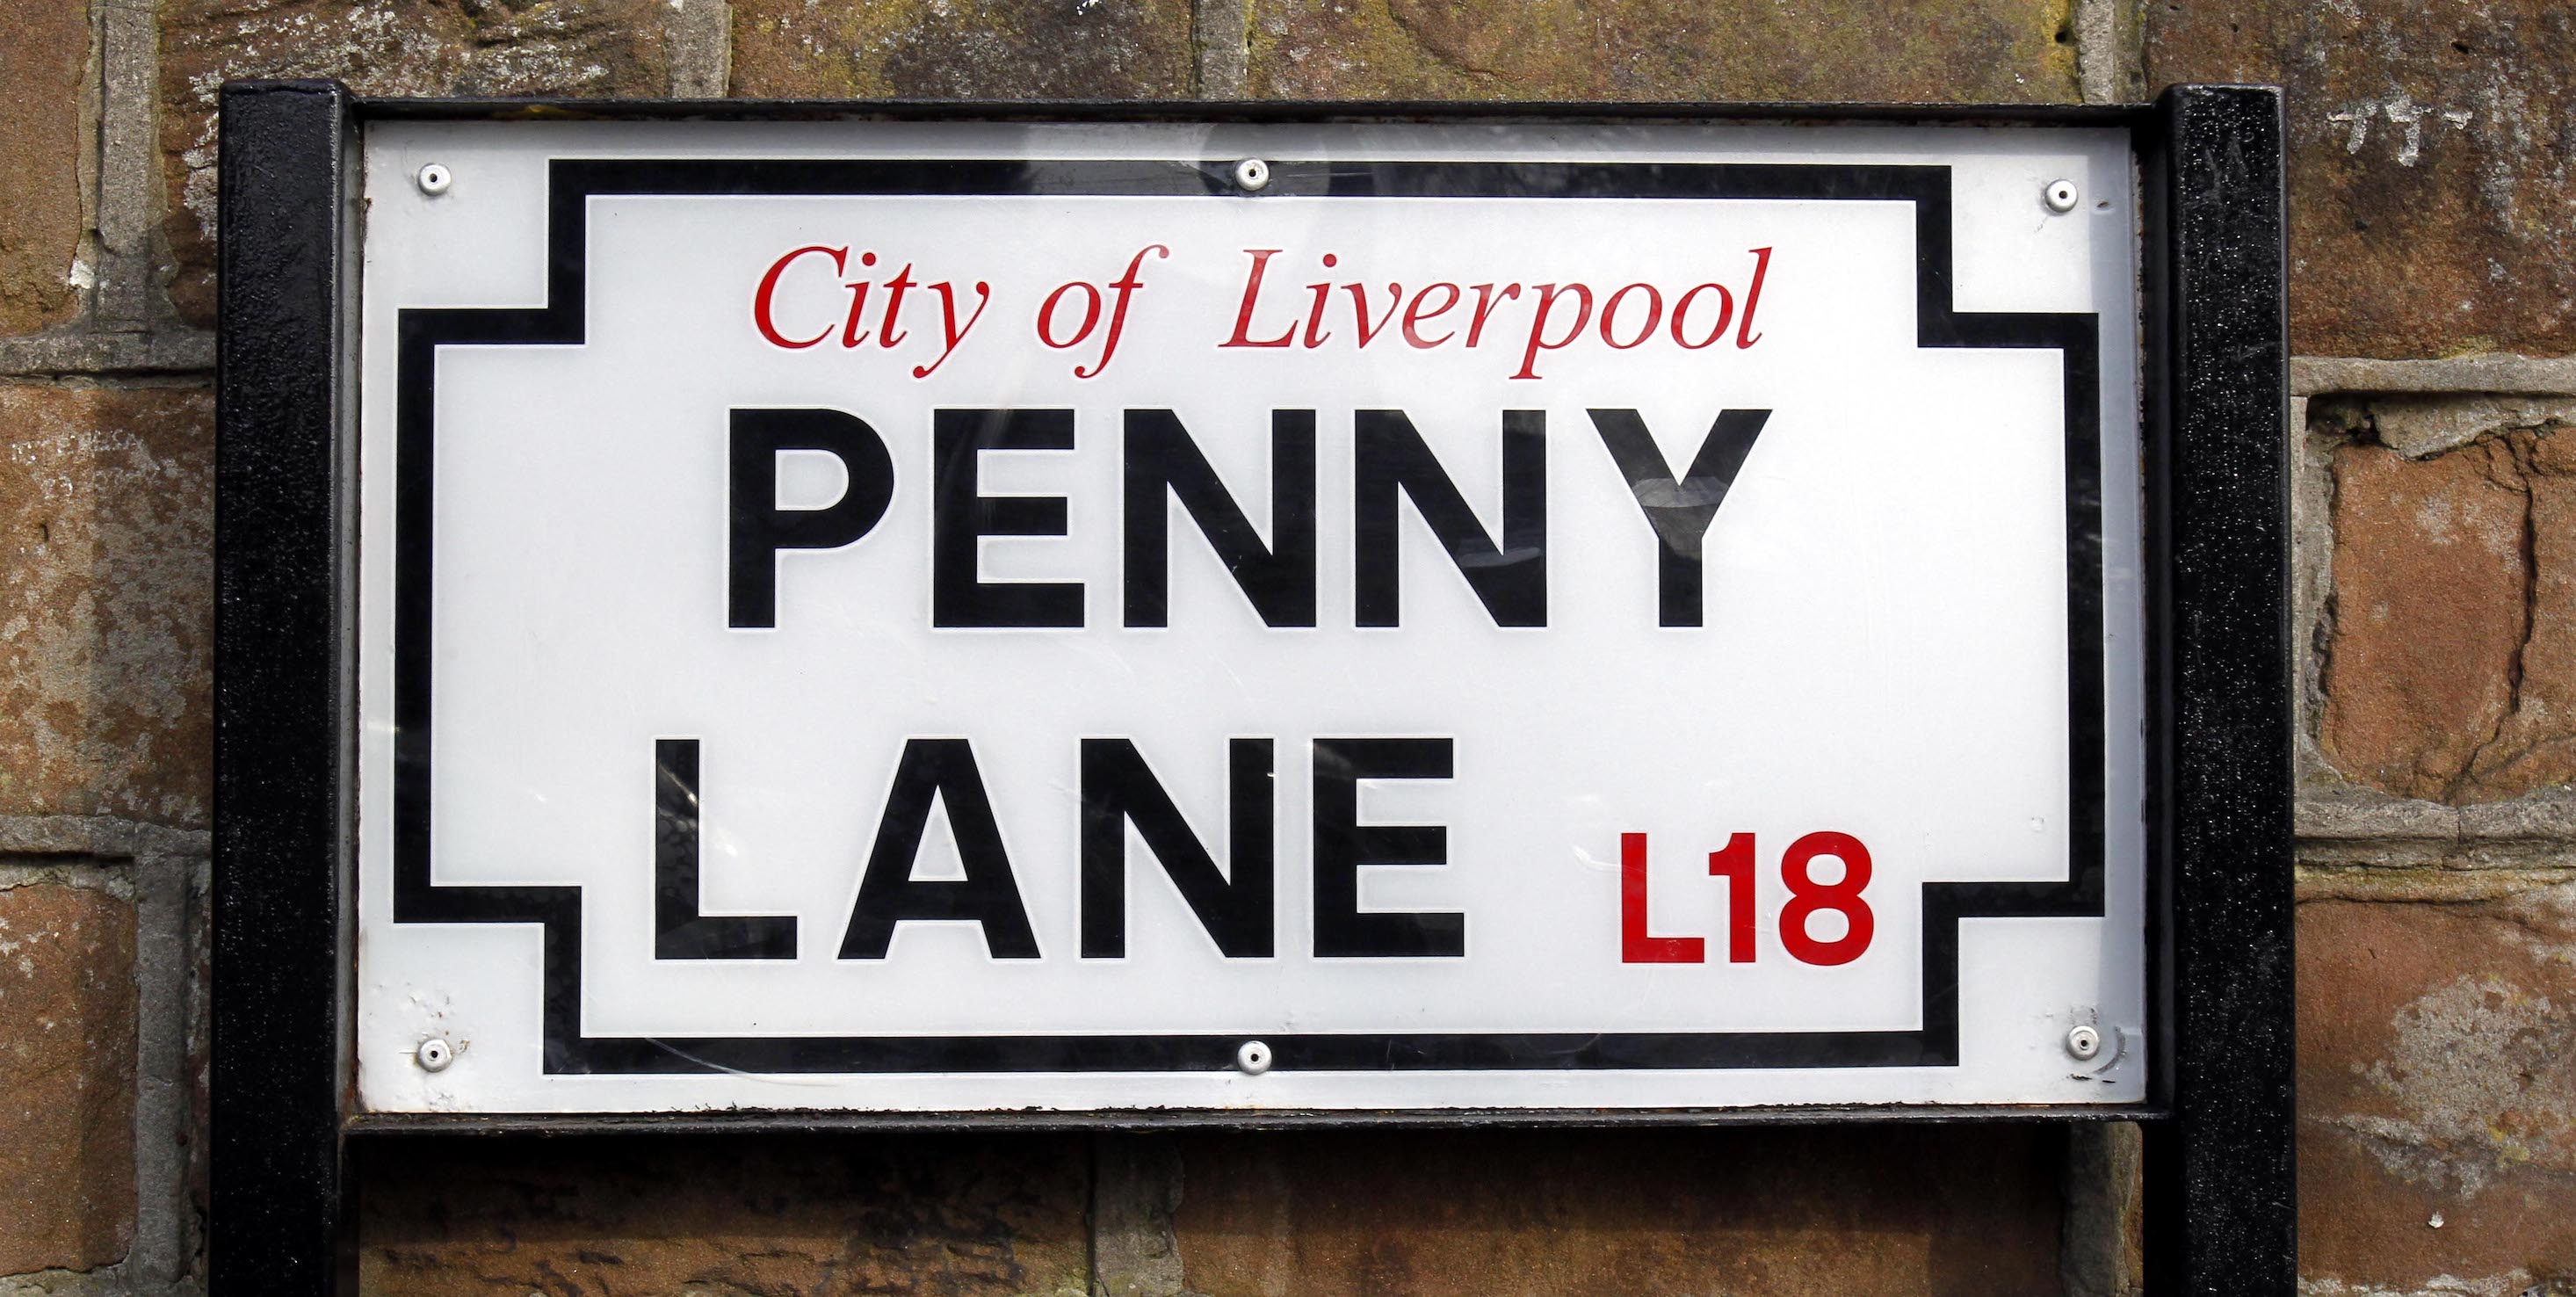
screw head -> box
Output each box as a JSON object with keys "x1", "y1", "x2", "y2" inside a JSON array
[
  {"x1": 1234, "y1": 1040, "x2": 1272, "y2": 1075},
  {"x1": 2044, "y1": 178, "x2": 2080, "y2": 214},
  {"x1": 416, "y1": 163, "x2": 453, "y2": 197},
  {"x1": 2064, "y1": 1024, "x2": 2103, "y2": 1062},
  {"x1": 416, "y1": 1037, "x2": 454, "y2": 1072},
  {"x1": 1232, "y1": 158, "x2": 1271, "y2": 192}
]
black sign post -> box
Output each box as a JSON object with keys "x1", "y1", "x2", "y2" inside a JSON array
[
  {"x1": 213, "y1": 83, "x2": 2290, "y2": 1295},
  {"x1": 2139, "y1": 85, "x2": 2297, "y2": 1293}
]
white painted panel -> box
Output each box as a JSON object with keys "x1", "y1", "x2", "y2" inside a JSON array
[{"x1": 353, "y1": 120, "x2": 2145, "y2": 1114}]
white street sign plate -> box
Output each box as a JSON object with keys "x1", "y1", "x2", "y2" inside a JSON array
[{"x1": 353, "y1": 120, "x2": 2146, "y2": 1115}]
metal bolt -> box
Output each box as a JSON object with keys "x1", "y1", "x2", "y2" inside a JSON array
[
  {"x1": 1232, "y1": 158, "x2": 1271, "y2": 192},
  {"x1": 2064, "y1": 1024, "x2": 2103, "y2": 1062},
  {"x1": 416, "y1": 1038, "x2": 454, "y2": 1072},
  {"x1": 416, "y1": 163, "x2": 453, "y2": 197},
  {"x1": 1234, "y1": 1040, "x2": 1272, "y2": 1075},
  {"x1": 2044, "y1": 178, "x2": 2080, "y2": 214}
]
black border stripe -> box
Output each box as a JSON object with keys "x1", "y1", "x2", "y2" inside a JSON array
[{"x1": 387, "y1": 157, "x2": 2109, "y2": 1076}]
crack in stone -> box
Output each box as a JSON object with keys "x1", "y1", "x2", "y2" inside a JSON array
[{"x1": 2448, "y1": 434, "x2": 2540, "y2": 801}]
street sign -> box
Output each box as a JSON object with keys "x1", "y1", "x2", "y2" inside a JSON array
[
  {"x1": 348, "y1": 119, "x2": 2150, "y2": 1115},
  {"x1": 221, "y1": 85, "x2": 2296, "y2": 1295}
]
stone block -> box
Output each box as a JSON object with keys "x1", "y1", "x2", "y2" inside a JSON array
[
  {"x1": 1247, "y1": 0, "x2": 2080, "y2": 102},
  {"x1": 0, "y1": 384, "x2": 213, "y2": 829},
  {"x1": 358, "y1": 1132, "x2": 1090, "y2": 1296},
  {"x1": 0, "y1": 0, "x2": 91, "y2": 336},
  {"x1": 2318, "y1": 405, "x2": 2576, "y2": 802},
  {"x1": 0, "y1": 882, "x2": 137, "y2": 1277},
  {"x1": 158, "y1": 0, "x2": 683, "y2": 326},
  {"x1": 2297, "y1": 887, "x2": 2576, "y2": 1293},
  {"x1": 2146, "y1": 0, "x2": 2576, "y2": 358},
  {"x1": 730, "y1": 0, "x2": 1195, "y2": 99},
  {"x1": 1170, "y1": 1126, "x2": 2065, "y2": 1296}
]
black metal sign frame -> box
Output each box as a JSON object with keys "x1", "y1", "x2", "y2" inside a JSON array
[{"x1": 213, "y1": 83, "x2": 2291, "y2": 1294}]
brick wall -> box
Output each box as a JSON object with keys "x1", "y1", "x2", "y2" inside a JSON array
[{"x1": 1, "y1": 2, "x2": 2568, "y2": 1294}]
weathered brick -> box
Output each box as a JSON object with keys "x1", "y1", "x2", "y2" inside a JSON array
[
  {"x1": 2297, "y1": 887, "x2": 2576, "y2": 1293},
  {"x1": 2319, "y1": 405, "x2": 2576, "y2": 802},
  {"x1": 730, "y1": 0, "x2": 1195, "y2": 98},
  {"x1": 0, "y1": 384, "x2": 213, "y2": 828},
  {"x1": 158, "y1": 0, "x2": 683, "y2": 326},
  {"x1": 1248, "y1": 0, "x2": 2080, "y2": 102},
  {"x1": 0, "y1": 0, "x2": 91, "y2": 335},
  {"x1": 2147, "y1": 0, "x2": 2576, "y2": 358},
  {"x1": 0, "y1": 882, "x2": 137, "y2": 1276},
  {"x1": 358, "y1": 1133, "x2": 1090, "y2": 1296},
  {"x1": 1171, "y1": 1127, "x2": 2065, "y2": 1296},
  {"x1": 2319, "y1": 430, "x2": 2529, "y2": 800}
]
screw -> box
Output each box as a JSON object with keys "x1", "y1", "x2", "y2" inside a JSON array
[
  {"x1": 2044, "y1": 178, "x2": 2080, "y2": 214},
  {"x1": 1232, "y1": 158, "x2": 1271, "y2": 192},
  {"x1": 416, "y1": 1038, "x2": 454, "y2": 1072},
  {"x1": 416, "y1": 163, "x2": 453, "y2": 197},
  {"x1": 1234, "y1": 1040, "x2": 1272, "y2": 1075},
  {"x1": 2064, "y1": 1024, "x2": 2103, "y2": 1062}
]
